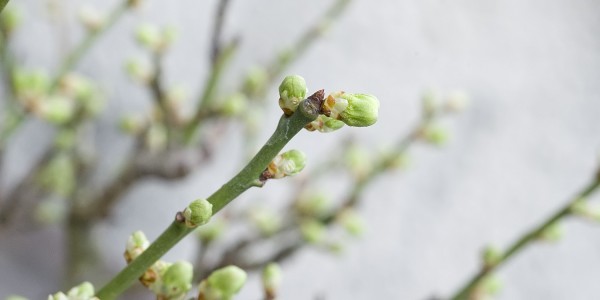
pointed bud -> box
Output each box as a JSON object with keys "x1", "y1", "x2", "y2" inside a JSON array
[
  {"x1": 125, "y1": 231, "x2": 150, "y2": 263},
  {"x1": 322, "y1": 92, "x2": 379, "y2": 127},
  {"x1": 278, "y1": 75, "x2": 307, "y2": 116},
  {"x1": 300, "y1": 219, "x2": 326, "y2": 244},
  {"x1": 183, "y1": 199, "x2": 213, "y2": 228},
  {"x1": 161, "y1": 261, "x2": 193, "y2": 298},
  {"x1": 264, "y1": 150, "x2": 306, "y2": 179},
  {"x1": 262, "y1": 263, "x2": 282, "y2": 299},
  {"x1": 201, "y1": 266, "x2": 248, "y2": 298},
  {"x1": 305, "y1": 115, "x2": 345, "y2": 132}
]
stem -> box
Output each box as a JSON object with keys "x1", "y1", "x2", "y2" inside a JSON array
[
  {"x1": 96, "y1": 97, "x2": 319, "y2": 299},
  {"x1": 209, "y1": 0, "x2": 232, "y2": 66},
  {"x1": 51, "y1": 1, "x2": 128, "y2": 89},
  {"x1": 449, "y1": 176, "x2": 600, "y2": 300}
]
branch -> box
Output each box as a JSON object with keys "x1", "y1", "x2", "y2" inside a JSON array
[
  {"x1": 0, "y1": 0, "x2": 9, "y2": 14},
  {"x1": 209, "y1": 0, "x2": 232, "y2": 66},
  {"x1": 95, "y1": 94, "x2": 321, "y2": 299},
  {"x1": 449, "y1": 173, "x2": 600, "y2": 300}
]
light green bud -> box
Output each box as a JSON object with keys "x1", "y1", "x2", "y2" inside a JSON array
[
  {"x1": 135, "y1": 23, "x2": 161, "y2": 50},
  {"x1": 336, "y1": 209, "x2": 366, "y2": 237},
  {"x1": 161, "y1": 261, "x2": 193, "y2": 298},
  {"x1": 444, "y1": 90, "x2": 469, "y2": 113},
  {"x1": 243, "y1": 66, "x2": 268, "y2": 96},
  {"x1": 481, "y1": 245, "x2": 502, "y2": 267},
  {"x1": 125, "y1": 58, "x2": 153, "y2": 83},
  {"x1": 78, "y1": 5, "x2": 105, "y2": 31},
  {"x1": 48, "y1": 292, "x2": 68, "y2": 300},
  {"x1": 183, "y1": 199, "x2": 213, "y2": 228},
  {"x1": 305, "y1": 115, "x2": 345, "y2": 133},
  {"x1": 196, "y1": 218, "x2": 226, "y2": 243},
  {"x1": 14, "y1": 69, "x2": 50, "y2": 99},
  {"x1": 421, "y1": 123, "x2": 449, "y2": 146},
  {"x1": 125, "y1": 230, "x2": 149, "y2": 262},
  {"x1": 480, "y1": 274, "x2": 502, "y2": 296},
  {"x1": 300, "y1": 219, "x2": 326, "y2": 244},
  {"x1": 66, "y1": 282, "x2": 95, "y2": 298},
  {"x1": 278, "y1": 75, "x2": 307, "y2": 116},
  {"x1": 206, "y1": 265, "x2": 248, "y2": 297},
  {"x1": 161, "y1": 25, "x2": 178, "y2": 49},
  {"x1": 119, "y1": 114, "x2": 146, "y2": 135},
  {"x1": 538, "y1": 222, "x2": 564, "y2": 242},
  {"x1": 1, "y1": 6, "x2": 22, "y2": 33},
  {"x1": 344, "y1": 144, "x2": 372, "y2": 179},
  {"x1": 249, "y1": 207, "x2": 281, "y2": 236},
  {"x1": 145, "y1": 124, "x2": 167, "y2": 152},
  {"x1": 38, "y1": 96, "x2": 76, "y2": 125},
  {"x1": 266, "y1": 150, "x2": 307, "y2": 179},
  {"x1": 295, "y1": 192, "x2": 331, "y2": 218},
  {"x1": 262, "y1": 263, "x2": 282, "y2": 297},
  {"x1": 323, "y1": 92, "x2": 379, "y2": 127},
  {"x1": 220, "y1": 93, "x2": 247, "y2": 117}
]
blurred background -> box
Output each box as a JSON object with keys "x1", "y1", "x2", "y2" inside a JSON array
[{"x1": 1, "y1": 0, "x2": 600, "y2": 299}]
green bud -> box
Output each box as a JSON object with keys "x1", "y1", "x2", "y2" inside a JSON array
[
  {"x1": 249, "y1": 207, "x2": 281, "y2": 236},
  {"x1": 125, "y1": 58, "x2": 153, "y2": 83},
  {"x1": 13, "y1": 69, "x2": 50, "y2": 100},
  {"x1": 322, "y1": 92, "x2": 379, "y2": 127},
  {"x1": 295, "y1": 192, "x2": 331, "y2": 218},
  {"x1": 38, "y1": 153, "x2": 76, "y2": 196},
  {"x1": 278, "y1": 75, "x2": 307, "y2": 116},
  {"x1": 1, "y1": 6, "x2": 22, "y2": 34},
  {"x1": 119, "y1": 114, "x2": 146, "y2": 135},
  {"x1": 305, "y1": 115, "x2": 345, "y2": 132},
  {"x1": 421, "y1": 89, "x2": 439, "y2": 118},
  {"x1": 161, "y1": 261, "x2": 193, "y2": 298},
  {"x1": 78, "y1": 5, "x2": 105, "y2": 31},
  {"x1": 538, "y1": 222, "x2": 564, "y2": 242},
  {"x1": 444, "y1": 90, "x2": 469, "y2": 113},
  {"x1": 204, "y1": 265, "x2": 248, "y2": 297},
  {"x1": 265, "y1": 150, "x2": 307, "y2": 179},
  {"x1": 135, "y1": 23, "x2": 161, "y2": 50},
  {"x1": 480, "y1": 274, "x2": 502, "y2": 296},
  {"x1": 300, "y1": 219, "x2": 326, "y2": 244},
  {"x1": 37, "y1": 96, "x2": 76, "y2": 125},
  {"x1": 344, "y1": 144, "x2": 372, "y2": 179},
  {"x1": 336, "y1": 209, "x2": 366, "y2": 237},
  {"x1": 48, "y1": 292, "x2": 68, "y2": 300},
  {"x1": 262, "y1": 263, "x2": 282, "y2": 297},
  {"x1": 243, "y1": 66, "x2": 268, "y2": 96},
  {"x1": 220, "y1": 93, "x2": 247, "y2": 117},
  {"x1": 125, "y1": 230, "x2": 149, "y2": 262},
  {"x1": 161, "y1": 25, "x2": 178, "y2": 49},
  {"x1": 66, "y1": 282, "x2": 95, "y2": 298},
  {"x1": 145, "y1": 124, "x2": 167, "y2": 152},
  {"x1": 196, "y1": 218, "x2": 227, "y2": 243},
  {"x1": 183, "y1": 199, "x2": 213, "y2": 228},
  {"x1": 481, "y1": 245, "x2": 502, "y2": 267},
  {"x1": 421, "y1": 123, "x2": 449, "y2": 146}
]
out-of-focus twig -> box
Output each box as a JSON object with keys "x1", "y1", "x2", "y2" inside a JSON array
[{"x1": 209, "y1": 0, "x2": 232, "y2": 66}]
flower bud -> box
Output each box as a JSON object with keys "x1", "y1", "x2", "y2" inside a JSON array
[
  {"x1": 444, "y1": 90, "x2": 469, "y2": 113},
  {"x1": 48, "y1": 292, "x2": 68, "y2": 300},
  {"x1": 161, "y1": 261, "x2": 193, "y2": 298},
  {"x1": 262, "y1": 263, "x2": 282, "y2": 298},
  {"x1": 249, "y1": 207, "x2": 281, "y2": 236},
  {"x1": 183, "y1": 199, "x2": 213, "y2": 228},
  {"x1": 66, "y1": 282, "x2": 95, "y2": 298},
  {"x1": 119, "y1": 114, "x2": 146, "y2": 135},
  {"x1": 243, "y1": 66, "x2": 268, "y2": 96},
  {"x1": 264, "y1": 150, "x2": 306, "y2": 179},
  {"x1": 14, "y1": 69, "x2": 50, "y2": 101},
  {"x1": 481, "y1": 245, "x2": 502, "y2": 268},
  {"x1": 196, "y1": 218, "x2": 226, "y2": 243},
  {"x1": 322, "y1": 92, "x2": 379, "y2": 127},
  {"x1": 538, "y1": 222, "x2": 564, "y2": 242},
  {"x1": 145, "y1": 124, "x2": 167, "y2": 152},
  {"x1": 37, "y1": 96, "x2": 76, "y2": 125},
  {"x1": 421, "y1": 123, "x2": 449, "y2": 146},
  {"x1": 480, "y1": 274, "x2": 502, "y2": 296},
  {"x1": 300, "y1": 219, "x2": 326, "y2": 244},
  {"x1": 278, "y1": 75, "x2": 307, "y2": 116},
  {"x1": 125, "y1": 58, "x2": 153, "y2": 83},
  {"x1": 305, "y1": 115, "x2": 345, "y2": 133},
  {"x1": 125, "y1": 230, "x2": 150, "y2": 262},
  {"x1": 135, "y1": 23, "x2": 161, "y2": 50},
  {"x1": 344, "y1": 144, "x2": 372, "y2": 179},
  {"x1": 1, "y1": 7, "x2": 22, "y2": 34},
  {"x1": 295, "y1": 192, "x2": 331, "y2": 218},
  {"x1": 161, "y1": 25, "x2": 178, "y2": 49},
  {"x1": 78, "y1": 5, "x2": 105, "y2": 32},
  {"x1": 220, "y1": 92, "x2": 247, "y2": 117},
  {"x1": 336, "y1": 209, "x2": 366, "y2": 237},
  {"x1": 201, "y1": 265, "x2": 247, "y2": 298}
]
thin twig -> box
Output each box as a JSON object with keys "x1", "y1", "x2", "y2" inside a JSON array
[{"x1": 209, "y1": 0, "x2": 232, "y2": 66}]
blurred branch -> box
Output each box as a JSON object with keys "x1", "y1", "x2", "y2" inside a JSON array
[
  {"x1": 449, "y1": 171, "x2": 600, "y2": 300},
  {"x1": 51, "y1": 0, "x2": 130, "y2": 89},
  {"x1": 0, "y1": 0, "x2": 9, "y2": 14},
  {"x1": 209, "y1": 0, "x2": 232, "y2": 66}
]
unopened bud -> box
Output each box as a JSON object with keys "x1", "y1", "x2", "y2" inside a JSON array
[
  {"x1": 264, "y1": 150, "x2": 306, "y2": 179},
  {"x1": 480, "y1": 274, "x2": 502, "y2": 296},
  {"x1": 249, "y1": 207, "x2": 281, "y2": 236},
  {"x1": 161, "y1": 261, "x2": 193, "y2": 298},
  {"x1": 201, "y1": 266, "x2": 248, "y2": 298},
  {"x1": 481, "y1": 245, "x2": 502, "y2": 268},
  {"x1": 135, "y1": 23, "x2": 161, "y2": 50},
  {"x1": 278, "y1": 75, "x2": 307, "y2": 116},
  {"x1": 37, "y1": 96, "x2": 76, "y2": 125},
  {"x1": 295, "y1": 192, "x2": 331, "y2": 218},
  {"x1": 125, "y1": 230, "x2": 150, "y2": 262},
  {"x1": 243, "y1": 66, "x2": 268, "y2": 96},
  {"x1": 125, "y1": 58, "x2": 153, "y2": 83},
  {"x1": 78, "y1": 5, "x2": 105, "y2": 31},
  {"x1": 336, "y1": 209, "x2": 366, "y2": 237},
  {"x1": 300, "y1": 219, "x2": 326, "y2": 244},
  {"x1": 183, "y1": 199, "x2": 213, "y2": 228},
  {"x1": 196, "y1": 218, "x2": 226, "y2": 243},
  {"x1": 322, "y1": 92, "x2": 379, "y2": 127},
  {"x1": 538, "y1": 222, "x2": 564, "y2": 242},
  {"x1": 305, "y1": 115, "x2": 345, "y2": 133},
  {"x1": 145, "y1": 124, "x2": 167, "y2": 152},
  {"x1": 220, "y1": 93, "x2": 247, "y2": 117},
  {"x1": 421, "y1": 89, "x2": 440, "y2": 118},
  {"x1": 119, "y1": 114, "x2": 146, "y2": 135},
  {"x1": 444, "y1": 90, "x2": 469, "y2": 113},
  {"x1": 262, "y1": 263, "x2": 282, "y2": 298},
  {"x1": 67, "y1": 282, "x2": 95, "y2": 299},
  {"x1": 421, "y1": 123, "x2": 449, "y2": 146}
]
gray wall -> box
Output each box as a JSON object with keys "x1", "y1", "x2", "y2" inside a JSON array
[{"x1": 1, "y1": 0, "x2": 600, "y2": 299}]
